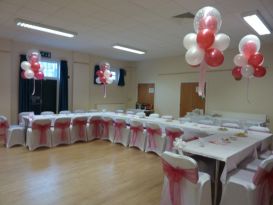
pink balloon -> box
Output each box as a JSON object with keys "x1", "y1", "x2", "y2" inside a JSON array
[
  {"x1": 242, "y1": 41, "x2": 257, "y2": 59},
  {"x1": 248, "y1": 52, "x2": 264, "y2": 67},
  {"x1": 31, "y1": 62, "x2": 40, "y2": 72},
  {"x1": 205, "y1": 48, "x2": 224, "y2": 67},
  {"x1": 21, "y1": 71, "x2": 27, "y2": 79},
  {"x1": 35, "y1": 71, "x2": 44, "y2": 80},
  {"x1": 198, "y1": 16, "x2": 218, "y2": 33},
  {"x1": 197, "y1": 29, "x2": 215, "y2": 49}
]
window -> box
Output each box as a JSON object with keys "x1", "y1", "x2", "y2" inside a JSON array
[
  {"x1": 109, "y1": 68, "x2": 119, "y2": 84},
  {"x1": 40, "y1": 60, "x2": 60, "y2": 79}
]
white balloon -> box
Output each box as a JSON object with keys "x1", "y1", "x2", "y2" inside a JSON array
[
  {"x1": 104, "y1": 70, "x2": 111, "y2": 78},
  {"x1": 183, "y1": 33, "x2": 197, "y2": 50},
  {"x1": 26, "y1": 49, "x2": 41, "y2": 62},
  {"x1": 25, "y1": 69, "x2": 34, "y2": 79},
  {"x1": 233, "y1": 54, "x2": 247, "y2": 67},
  {"x1": 21, "y1": 61, "x2": 31, "y2": 71},
  {"x1": 241, "y1": 65, "x2": 254, "y2": 78},
  {"x1": 96, "y1": 78, "x2": 101, "y2": 84},
  {"x1": 239, "y1": 34, "x2": 260, "y2": 54},
  {"x1": 185, "y1": 46, "x2": 205, "y2": 66},
  {"x1": 106, "y1": 78, "x2": 113, "y2": 84},
  {"x1": 212, "y1": 33, "x2": 230, "y2": 51}
]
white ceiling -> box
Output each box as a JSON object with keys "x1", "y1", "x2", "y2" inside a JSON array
[{"x1": 0, "y1": 0, "x2": 272, "y2": 61}]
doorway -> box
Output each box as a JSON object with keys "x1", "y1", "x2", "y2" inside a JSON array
[
  {"x1": 180, "y1": 82, "x2": 205, "y2": 117},
  {"x1": 137, "y1": 83, "x2": 154, "y2": 110}
]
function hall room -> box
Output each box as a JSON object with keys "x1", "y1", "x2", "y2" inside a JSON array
[{"x1": 0, "y1": 0, "x2": 273, "y2": 205}]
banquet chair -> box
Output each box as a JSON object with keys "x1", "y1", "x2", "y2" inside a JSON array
[
  {"x1": 26, "y1": 119, "x2": 52, "y2": 151},
  {"x1": 260, "y1": 150, "x2": 273, "y2": 160},
  {"x1": 164, "y1": 126, "x2": 183, "y2": 152},
  {"x1": 136, "y1": 112, "x2": 146, "y2": 118},
  {"x1": 128, "y1": 120, "x2": 146, "y2": 151},
  {"x1": 220, "y1": 155, "x2": 273, "y2": 205},
  {"x1": 41, "y1": 111, "x2": 54, "y2": 115},
  {"x1": 220, "y1": 119, "x2": 242, "y2": 129},
  {"x1": 113, "y1": 119, "x2": 130, "y2": 147},
  {"x1": 149, "y1": 113, "x2": 160, "y2": 118},
  {"x1": 101, "y1": 117, "x2": 114, "y2": 141},
  {"x1": 73, "y1": 109, "x2": 85, "y2": 113},
  {"x1": 1, "y1": 115, "x2": 26, "y2": 148},
  {"x1": 18, "y1": 111, "x2": 34, "y2": 126},
  {"x1": 51, "y1": 117, "x2": 71, "y2": 147},
  {"x1": 160, "y1": 152, "x2": 212, "y2": 205},
  {"x1": 59, "y1": 110, "x2": 71, "y2": 114},
  {"x1": 145, "y1": 123, "x2": 166, "y2": 156},
  {"x1": 70, "y1": 116, "x2": 88, "y2": 144},
  {"x1": 87, "y1": 116, "x2": 102, "y2": 141}
]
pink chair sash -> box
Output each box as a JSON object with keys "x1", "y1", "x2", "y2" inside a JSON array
[
  {"x1": 0, "y1": 121, "x2": 9, "y2": 144},
  {"x1": 73, "y1": 119, "x2": 86, "y2": 139},
  {"x1": 32, "y1": 122, "x2": 51, "y2": 144},
  {"x1": 102, "y1": 120, "x2": 112, "y2": 138},
  {"x1": 253, "y1": 167, "x2": 273, "y2": 205},
  {"x1": 161, "y1": 159, "x2": 198, "y2": 205},
  {"x1": 55, "y1": 121, "x2": 70, "y2": 141},
  {"x1": 114, "y1": 121, "x2": 126, "y2": 141},
  {"x1": 130, "y1": 125, "x2": 143, "y2": 146},
  {"x1": 166, "y1": 129, "x2": 183, "y2": 151},
  {"x1": 90, "y1": 119, "x2": 102, "y2": 138},
  {"x1": 147, "y1": 127, "x2": 162, "y2": 149}
]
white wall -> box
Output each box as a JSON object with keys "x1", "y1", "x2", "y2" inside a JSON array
[
  {"x1": 136, "y1": 43, "x2": 273, "y2": 130},
  {"x1": 0, "y1": 38, "x2": 137, "y2": 124}
]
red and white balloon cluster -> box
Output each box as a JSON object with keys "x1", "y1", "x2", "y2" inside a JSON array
[
  {"x1": 95, "y1": 61, "x2": 113, "y2": 98},
  {"x1": 232, "y1": 34, "x2": 266, "y2": 80},
  {"x1": 95, "y1": 62, "x2": 113, "y2": 85},
  {"x1": 184, "y1": 6, "x2": 230, "y2": 67},
  {"x1": 21, "y1": 50, "x2": 44, "y2": 80}
]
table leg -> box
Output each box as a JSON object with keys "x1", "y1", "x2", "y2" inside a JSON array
[{"x1": 214, "y1": 160, "x2": 220, "y2": 205}]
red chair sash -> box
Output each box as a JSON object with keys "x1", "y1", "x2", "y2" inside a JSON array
[
  {"x1": 114, "y1": 121, "x2": 126, "y2": 141},
  {"x1": 55, "y1": 121, "x2": 70, "y2": 141},
  {"x1": 253, "y1": 167, "x2": 273, "y2": 205},
  {"x1": 130, "y1": 125, "x2": 143, "y2": 146},
  {"x1": 32, "y1": 122, "x2": 51, "y2": 144},
  {"x1": 90, "y1": 119, "x2": 102, "y2": 138},
  {"x1": 0, "y1": 121, "x2": 9, "y2": 144},
  {"x1": 161, "y1": 159, "x2": 198, "y2": 205},
  {"x1": 147, "y1": 127, "x2": 162, "y2": 149},
  {"x1": 166, "y1": 129, "x2": 183, "y2": 151},
  {"x1": 73, "y1": 119, "x2": 86, "y2": 139},
  {"x1": 102, "y1": 120, "x2": 112, "y2": 138}
]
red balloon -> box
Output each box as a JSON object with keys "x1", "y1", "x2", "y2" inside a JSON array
[
  {"x1": 198, "y1": 16, "x2": 218, "y2": 33},
  {"x1": 205, "y1": 48, "x2": 224, "y2": 67},
  {"x1": 197, "y1": 29, "x2": 215, "y2": 49},
  {"x1": 100, "y1": 76, "x2": 107, "y2": 84},
  {"x1": 96, "y1": 70, "x2": 104, "y2": 77},
  {"x1": 253, "y1": 66, "x2": 266, "y2": 78},
  {"x1": 248, "y1": 52, "x2": 264, "y2": 67},
  {"x1": 242, "y1": 41, "x2": 257, "y2": 59},
  {"x1": 234, "y1": 76, "x2": 242, "y2": 81},
  {"x1": 35, "y1": 71, "x2": 44, "y2": 80},
  {"x1": 31, "y1": 62, "x2": 40, "y2": 72},
  {"x1": 232, "y1": 66, "x2": 242, "y2": 78},
  {"x1": 21, "y1": 71, "x2": 26, "y2": 79}
]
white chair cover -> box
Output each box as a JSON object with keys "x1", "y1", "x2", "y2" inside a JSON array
[
  {"x1": 164, "y1": 126, "x2": 183, "y2": 152},
  {"x1": 19, "y1": 112, "x2": 34, "y2": 126},
  {"x1": 101, "y1": 117, "x2": 114, "y2": 141},
  {"x1": 145, "y1": 123, "x2": 166, "y2": 156},
  {"x1": 70, "y1": 116, "x2": 87, "y2": 144},
  {"x1": 7, "y1": 125, "x2": 25, "y2": 148},
  {"x1": 26, "y1": 119, "x2": 52, "y2": 151},
  {"x1": 129, "y1": 120, "x2": 146, "y2": 151},
  {"x1": 220, "y1": 156, "x2": 273, "y2": 205},
  {"x1": 51, "y1": 117, "x2": 71, "y2": 147},
  {"x1": 160, "y1": 152, "x2": 212, "y2": 205},
  {"x1": 113, "y1": 119, "x2": 130, "y2": 147},
  {"x1": 0, "y1": 115, "x2": 8, "y2": 145},
  {"x1": 87, "y1": 116, "x2": 102, "y2": 141},
  {"x1": 41, "y1": 111, "x2": 54, "y2": 115}
]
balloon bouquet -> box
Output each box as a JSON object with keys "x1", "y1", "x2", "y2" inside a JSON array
[
  {"x1": 183, "y1": 6, "x2": 230, "y2": 97},
  {"x1": 95, "y1": 61, "x2": 113, "y2": 98},
  {"x1": 21, "y1": 50, "x2": 44, "y2": 95},
  {"x1": 232, "y1": 34, "x2": 266, "y2": 80}
]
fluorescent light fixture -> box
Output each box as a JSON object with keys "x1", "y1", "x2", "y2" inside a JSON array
[
  {"x1": 113, "y1": 44, "x2": 146, "y2": 55},
  {"x1": 15, "y1": 19, "x2": 77, "y2": 38},
  {"x1": 242, "y1": 11, "x2": 271, "y2": 35}
]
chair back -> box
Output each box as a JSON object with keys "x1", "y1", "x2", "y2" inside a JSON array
[
  {"x1": 41, "y1": 111, "x2": 54, "y2": 115},
  {"x1": 130, "y1": 120, "x2": 142, "y2": 127},
  {"x1": 59, "y1": 110, "x2": 71, "y2": 114},
  {"x1": 88, "y1": 116, "x2": 102, "y2": 138},
  {"x1": 116, "y1": 109, "x2": 124, "y2": 113},
  {"x1": 31, "y1": 119, "x2": 51, "y2": 144},
  {"x1": 162, "y1": 151, "x2": 197, "y2": 170},
  {"x1": 54, "y1": 117, "x2": 71, "y2": 127},
  {"x1": 54, "y1": 117, "x2": 71, "y2": 141},
  {"x1": 72, "y1": 116, "x2": 87, "y2": 138},
  {"x1": 0, "y1": 115, "x2": 9, "y2": 144},
  {"x1": 73, "y1": 109, "x2": 85, "y2": 113},
  {"x1": 165, "y1": 127, "x2": 183, "y2": 151},
  {"x1": 149, "y1": 113, "x2": 160, "y2": 118},
  {"x1": 19, "y1": 112, "x2": 34, "y2": 126}
]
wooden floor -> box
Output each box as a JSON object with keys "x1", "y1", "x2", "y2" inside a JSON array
[{"x1": 0, "y1": 140, "x2": 163, "y2": 205}]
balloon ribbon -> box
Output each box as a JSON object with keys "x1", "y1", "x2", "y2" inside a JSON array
[
  {"x1": 32, "y1": 79, "x2": 36, "y2": 96},
  {"x1": 197, "y1": 62, "x2": 207, "y2": 98}
]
